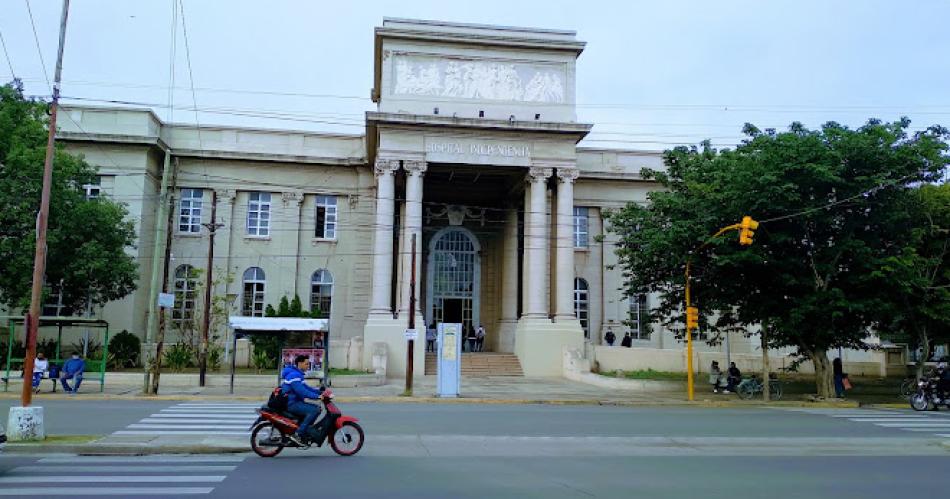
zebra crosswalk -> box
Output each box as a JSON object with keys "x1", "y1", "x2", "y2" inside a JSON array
[
  {"x1": 0, "y1": 455, "x2": 246, "y2": 496},
  {"x1": 113, "y1": 402, "x2": 261, "y2": 436},
  {"x1": 783, "y1": 408, "x2": 950, "y2": 438}
]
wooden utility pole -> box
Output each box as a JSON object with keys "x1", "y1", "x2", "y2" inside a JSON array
[
  {"x1": 20, "y1": 0, "x2": 70, "y2": 408},
  {"x1": 149, "y1": 159, "x2": 178, "y2": 395},
  {"x1": 405, "y1": 234, "x2": 417, "y2": 395},
  {"x1": 198, "y1": 190, "x2": 221, "y2": 386}
]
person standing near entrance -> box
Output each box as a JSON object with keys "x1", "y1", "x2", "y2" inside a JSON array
[
  {"x1": 475, "y1": 324, "x2": 486, "y2": 352},
  {"x1": 466, "y1": 324, "x2": 477, "y2": 352},
  {"x1": 426, "y1": 322, "x2": 437, "y2": 353},
  {"x1": 604, "y1": 328, "x2": 616, "y2": 346},
  {"x1": 620, "y1": 333, "x2": 632, "y2": 348}
]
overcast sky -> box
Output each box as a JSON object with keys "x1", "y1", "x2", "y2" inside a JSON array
[{"x1": 2, "y1": 0, "x2": 949, "y2": 151}]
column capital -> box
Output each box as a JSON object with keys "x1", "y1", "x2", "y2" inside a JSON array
[
  {"x1": 527, "y1": 166, "x2": 553, "y2": 182},
  {"x1": 374, "y1": 157, "x2": 400, "y2": 177},
  {"x1": 556, "y1": 168, "x2": 580, "y2": 183},
  {"x1": 217, "y1": 189, "x2": 237, "y2": 204},
  {"x1": 281, "y1": 191, "x2": 305, "y2": 207},
  {"x1": 403, "y1": 160, "x2": 427, "y2": 176}
]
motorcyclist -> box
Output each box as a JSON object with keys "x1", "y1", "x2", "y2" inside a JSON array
[{"x1": 281, "y1": 354, "x2": 324, "y2": 446}]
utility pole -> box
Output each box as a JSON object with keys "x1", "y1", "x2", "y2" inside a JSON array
[
  {"x1": 150, "y1": 159, "x2": 178, "y2": 395},
  {"x1": 199, "y1": 191, "x2": 223, "y2": 386},
  {"x1": 17, "y1": 0, "x2": 70, "y2": 412},
  {"x1": 404, "y1": 234, "x2": 417, "y2": 395}
]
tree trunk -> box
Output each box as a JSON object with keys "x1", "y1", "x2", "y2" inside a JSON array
[
  {"x1": 808, "y1": 349, "x2": 835, "y2": 398},
  {"x1": 916, "y1": 330, "x2": 930, "y2": 380},
  {"x1": 761, "y1": 330, "x2": 770, "y2": 402}
]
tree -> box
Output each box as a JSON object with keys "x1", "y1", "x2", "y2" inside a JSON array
[
  {"x1": 875, "y1": 183, "x2": 950, "y2": 378},
  {"x1": 0, "y1": 81, "x2": 137, "y2": 312},
  {"x1": 606, "y1": 119, "x2": 949, "y2": 398}
]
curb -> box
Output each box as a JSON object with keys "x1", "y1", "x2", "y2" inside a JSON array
[{"x1": 4, "y1": 442, "x2": 247, "y2": 456}]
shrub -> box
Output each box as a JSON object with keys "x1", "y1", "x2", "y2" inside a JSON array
[
  {"x1": 206, "y1": 344, "x2": 223, "y2": 371},
  {"x1": 164, "y1": 342, "x2": 195, "y2": 372},
  {"x1": 108, "y1": 330, "x2": 141, "y2": 368},
  {"x1": 250, "y1": 335, "x2": 281, "y2": 372}
]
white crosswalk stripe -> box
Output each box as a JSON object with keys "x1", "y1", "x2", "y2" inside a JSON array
[
  {"x1": 0, "y1": 455, "x2": 245, "y2": 496},
  {"x1": 111, "y1": 402, "x2": 261, "y2": 436},
  {"x1": 781, "y1": 407, "x2": 950, "y2": 437}
]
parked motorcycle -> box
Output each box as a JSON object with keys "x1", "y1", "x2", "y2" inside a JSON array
[
  {"x1": 249, "y1": 388, "x2": 364, "y2": 457},
  {"x1": 909, "y1": 376, "x2": 950, "y2": 412}
]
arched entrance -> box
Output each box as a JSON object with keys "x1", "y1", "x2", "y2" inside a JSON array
[{"x1": 426, "y1": 227, "x2": 480, "y2": 335}]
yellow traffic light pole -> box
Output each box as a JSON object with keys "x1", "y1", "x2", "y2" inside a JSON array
[{"x1": 684, "y1": 217, "x2": 758, "y2": 401}]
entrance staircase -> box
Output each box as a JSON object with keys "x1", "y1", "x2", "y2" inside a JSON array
[{"x1": 424, "y1": 352, "x2": 524, "y2": 377}]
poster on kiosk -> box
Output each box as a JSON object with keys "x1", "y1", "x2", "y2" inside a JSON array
[{"x1": 437, "y1": 323, "x2": 462, "y2": 398}]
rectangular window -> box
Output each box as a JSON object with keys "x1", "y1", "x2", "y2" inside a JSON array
[
  {"x1": 83, "y1": 177, "x2": 101, "y2": 200},
  {"x1": 246, "y1": 192, "x2": 271, "y2": 237},
  {"x1": 573, "y1": 207, "x2": 589, "y2": 248},
  {"x1": 178, "y1": 188, "x2": 203, "y2": 233},
  {"x1": 315, "y1": 195, "x2": 338, "y2": 239},
  {"x1": 242, "y1": 282, "x2": 266, "y2": 317},
  {"x1": 628, "y1": 294, "x2": 651, "y2": 340},
  {"x1": 42, "y1": 280, "x2": 73, "y2": 317}
]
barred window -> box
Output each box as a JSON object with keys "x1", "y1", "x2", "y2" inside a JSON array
[
  {"x1": 42, "y1": 280, "x2": 73, "y2": 317},
  {"x1": 310, "y1": 269, "x2": 333, "y2": 318},
  {"x1": 246, "y1": 192, "x2": 271, "y2": 237},
  {"x1": 178, "y1": 188, "x2": 203, "y2": 233},
  {"x1": 242, "y1": 267, "x2": 266, "y2": 317},
  {"x1": 573, "y1": 207, "x2": 589, "y2": 248},
  {"x1": 173, "y1": 265, "x2": 199, "y2": 324},
  {"x1": 574, "y1": 278, "x2": 590, "y2": 338},
  {"x1": 315, "y1": 195, "x2": 337, "y2": 239},
  {"x1": 628, "y1": 294, "x2": 650, "y2": 340},
  {"x1": 83, "y1": 177, "x2": 101, "y2": 200}
]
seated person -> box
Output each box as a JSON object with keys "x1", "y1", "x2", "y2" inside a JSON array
[
  {"x1": 726, "y1": 362, "x2": 741, "y2": 393},
  {"x1": 32, "y1": 352, "x2": 49, "y2": 394},
  {"x1": 281, "y1": 354, "x2": 324, "y2": 446},
  {"x1": 709, "y1": 361, "x2": 725, "y2": 393},
  {"x1": 60, "y1": 352, "x2": 85, "y2": 393}
]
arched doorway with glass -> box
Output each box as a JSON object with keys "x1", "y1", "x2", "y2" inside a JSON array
[{"x1": 426, "y1": 226, "x2": 481, "y2": 340}]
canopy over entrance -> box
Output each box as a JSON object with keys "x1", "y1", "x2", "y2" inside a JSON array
[{"x1": 226, "y1": 316, "x2": 329, "y2": 394}]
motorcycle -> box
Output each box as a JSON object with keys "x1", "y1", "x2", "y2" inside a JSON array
[
  {"x1": 249, "y1": 388, "x2": 364, "y2": 457},
  {"x1": 909, "y1": 376, "x2": 950, "y2": 412}
]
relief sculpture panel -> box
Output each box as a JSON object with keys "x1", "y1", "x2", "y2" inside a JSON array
[{"x1": 392, "y1": 54, "x2": 566, "y2": 104}]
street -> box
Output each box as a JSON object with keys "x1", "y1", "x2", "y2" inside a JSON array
[{"x1": 1, "y1": 399, "x2": 948, "y2": 497}]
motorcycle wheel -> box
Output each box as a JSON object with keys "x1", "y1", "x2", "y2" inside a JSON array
[
  {"x1": 738, "y1": 383, "x2": 755, "y2": 400},
  {"x1": 250, "y1": 422, "x2": 285, "y2": 457},
  {"x1": 910, "y1": 393, "x2": 930, "y2": 412},
  {"x1": 329, "y1": 422, "x2": 364, "y2": 456}
]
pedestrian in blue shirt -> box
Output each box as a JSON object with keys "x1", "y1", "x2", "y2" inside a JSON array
[
  {"x1": 60, "y1": 352, "x2": 85, "y2": 394},
  {"x1": 281, "y1": 354, "x2": 324, "y2": 445}
]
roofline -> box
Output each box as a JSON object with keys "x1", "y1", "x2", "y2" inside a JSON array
[{"x1": 382, "y1": 17, "x2": 577, "y2": 37}]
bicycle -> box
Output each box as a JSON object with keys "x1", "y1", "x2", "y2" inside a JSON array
[{"x1": 736, "y1": 375, "x2": 783, "y2": 400}]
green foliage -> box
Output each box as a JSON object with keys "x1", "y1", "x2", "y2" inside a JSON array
[
  {"x1": 69, "y1": 336, "x2": 102, "y2": 361},
  {"x1": 0, "y1": 340, "x2": 26, "y2": 368},
  {"x1": 0, "y1": 82, "x2": 138, "y2": 312},
  {"x1": 252, "y1": 294, "x2": 313, "y2": 371},
  {"x1": 163, "y1": 342, "x2": 195, "y2": 372},
  {"x1": 251, "y1": 345, "x2": 276, "y2": 373},
  {"x1": 108, "y1": 330, "x2": 141, "y2": 368},
  {"x1": 206, "y1": 343, "x2": 223, "y2": 371},
  {"x1": 606, "y1": 119, "x2": 949, "y2": 397}
]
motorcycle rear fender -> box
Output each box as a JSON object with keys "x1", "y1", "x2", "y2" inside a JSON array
[
  {"x1": 248, "y1": 416, "x2": 264, "y2": 431},
  {"x1": 262, "y1": 411, "x2": 300, "y2": 433},
  {"x1": 335, "y1": 415, "x2": 359, "y2": 429}
]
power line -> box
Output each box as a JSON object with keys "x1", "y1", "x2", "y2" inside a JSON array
[
  {"x1": 23, "y1": 0, "x2": 51, "y2": 92},
  {"x1": 0, "y1": 29, "x2": 15, "y2": 78}
]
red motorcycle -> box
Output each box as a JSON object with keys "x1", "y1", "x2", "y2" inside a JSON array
[{"x1": 249, "y1": 389, "x2": 364, "y2": 457}]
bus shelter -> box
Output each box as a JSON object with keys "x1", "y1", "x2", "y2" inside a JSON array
[
  {"x1": 227, "y1": 316, "x2": 329, "y2": 395},
  {"x1": 3, "y1": 317, "x2": 109, "y2": 393}
]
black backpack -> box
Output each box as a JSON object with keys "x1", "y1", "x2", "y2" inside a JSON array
[{"x1": 267, "y1": 385, "x2": 289, "y2": 412}]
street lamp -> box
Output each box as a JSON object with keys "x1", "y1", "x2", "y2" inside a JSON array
[{"x1": 684, "y1": 216, "x2": 758, "y2": 401}]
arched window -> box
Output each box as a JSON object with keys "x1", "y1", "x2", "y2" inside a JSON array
[
  {"x1": 310, "y1": 269, "x2": 333, "y2": 318},
  {"x1": 242, "y1": 267, "x2": 266, "y2": 317},
  {"x1": 574, "y1": 278, "x2": 590, "y2": 338},
  {"x1": 173, "y1": 265, "x2": 199, "y2": 323}
]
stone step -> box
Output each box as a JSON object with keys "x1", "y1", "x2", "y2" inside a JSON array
[{"x1": 424, "y1": 353, "x2": 524, "y2": 377}]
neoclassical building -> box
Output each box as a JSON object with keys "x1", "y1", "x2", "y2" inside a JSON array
[{"x1": 52, "y1": 19, "x2": 897, "y2": 377}]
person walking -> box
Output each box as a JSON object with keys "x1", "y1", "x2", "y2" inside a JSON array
[
  {"x1": 709, "y1": 360, "x2": 724, "y2": 393},
  {"x1": 620, "y1": 332, "x2": 632, "y2": 348},
  {"x1": 475, "y1": 325, "x2": 486, "y2": 352},
  {"x1": 32, "y1": 352, "x2": 49, "y2": 394},
  {"x1": 426, "y1": 322, "x2": 437, "y2": 353},
  {"x1": 604, "y1": 328, "x2": 616, "y2": 346},
  {"x1": 833, "y1": 357, "x2": 846, "y2": 398}
]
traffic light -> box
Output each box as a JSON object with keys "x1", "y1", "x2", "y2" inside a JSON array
[
  {"x1": 738, "y1": 216, "x2": 759, "y2": 246},
  {"x1": 686, "y1": 306, "x2": 699, "y2": 330}
]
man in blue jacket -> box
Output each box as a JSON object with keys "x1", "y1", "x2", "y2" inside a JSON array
[
  {"x1": 60, "y1": 352, "x2": 85, "y2": 394},
  {"x1": 281, "y1": 354, "x2": 324, "y2": 445}
]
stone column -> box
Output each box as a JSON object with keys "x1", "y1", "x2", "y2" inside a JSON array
[
  {"x1": 369, "y1": 158, "x2": 399, "y2": 315},
  {"x1": 525, "y1": 167, "x2": 552, "y2": 318},
  {"x1": 501, "y1": 208, "x2": 519, "y2": 321},
  {"x1": 398, "y1": 160, "x2": 426, "y2": 316},
  {"x1": 555, "y1": 168, "x2": 579, "y2": 320}
]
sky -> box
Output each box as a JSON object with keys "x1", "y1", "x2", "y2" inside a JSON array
[{"x1": 1, "y1": 0, "x2": 949, "y2": 151}]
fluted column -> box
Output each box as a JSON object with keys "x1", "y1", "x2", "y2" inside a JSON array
[
  {"x1": 525, "y1": 167, "x2": 552, "y2": 318},
  {"x1": 501, "y1": 208, "x2": 519, "y2": 321},
  {"x1": 555, "y1": 168, "x2": 579, "y2": 319},
  {"x1": 398, "y1": 160, "x2": 426, "y2": 315},
  {"x1": 369, "y1": 158, "x2": 399, "y2": 315}
]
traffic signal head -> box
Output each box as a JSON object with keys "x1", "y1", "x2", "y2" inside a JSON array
[
  {"x1": 739, "y1": 216, "x2": 759, "y2": 246},
  {"x1": 686, "y1": 306, "x2": 699, "y2": 330}
]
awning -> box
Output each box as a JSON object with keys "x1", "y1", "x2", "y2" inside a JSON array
[{"x1": 228, "y1": 316, "x2": 328, "y2": 332}]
